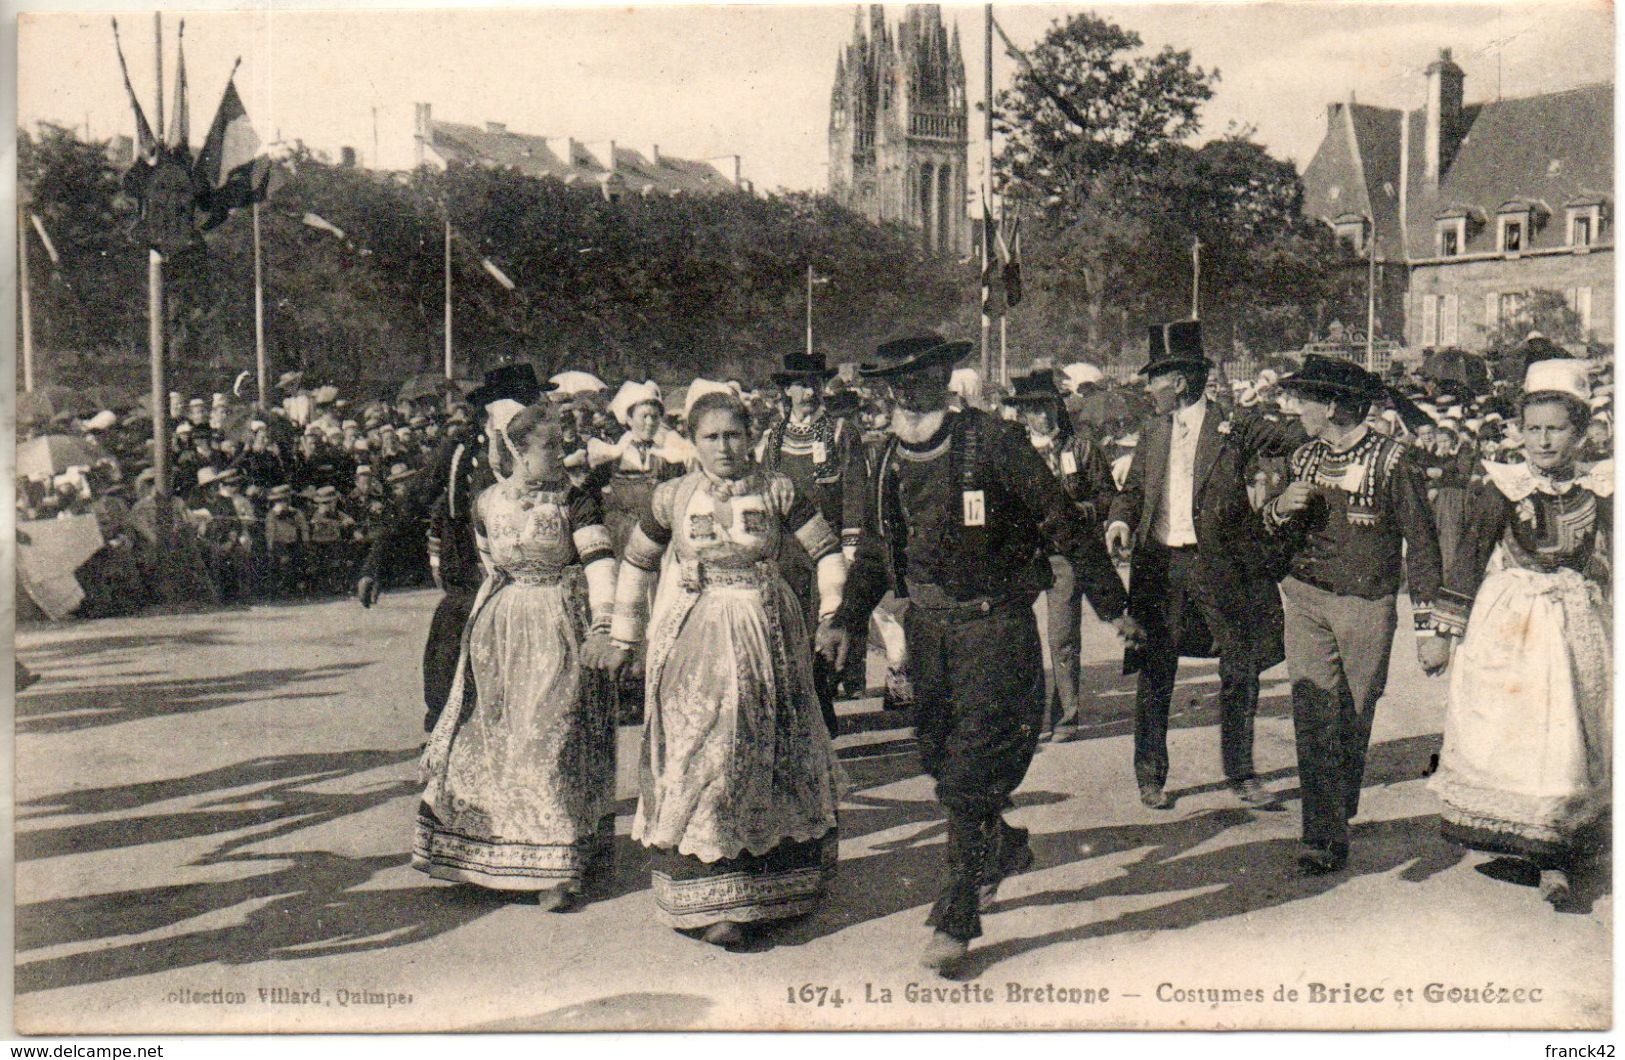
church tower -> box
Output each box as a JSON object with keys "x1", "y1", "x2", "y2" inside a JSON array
[{"x1": 829, "y1": 5, "x2": 968, "y2": 256}]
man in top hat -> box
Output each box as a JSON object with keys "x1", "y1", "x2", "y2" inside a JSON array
[
  {"x1": 1007, "y1": 370, "x2": 1118, "y2": 743},
  {"x1": 1263, "y1": 355, "x2": 1443, "y2": 874},
  {"x1": 837, "y1": 334, "x2": 1141, "y2": 973},
  {"x1": 357, "y1": 362, "x2": 550, "y2": 732},
  {"x1": 1104, "y1": 321, "x2": 1304, "y2": 810},
  {"x1": 759, "y1": 351, "x2": 867, "y2": 729}
]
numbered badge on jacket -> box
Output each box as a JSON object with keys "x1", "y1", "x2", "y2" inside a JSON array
[{"x1": 962, "y1": 489, "x2": 986, "y2": 527}]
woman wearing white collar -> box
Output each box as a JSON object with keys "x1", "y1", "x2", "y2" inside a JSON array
[{"x1": 1428, "y1": 358, "x2": 1613, "y2": 908}]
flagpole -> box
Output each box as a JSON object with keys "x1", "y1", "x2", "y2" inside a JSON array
[
  {"x1": 149, "y1": 13, "x2": 170, "y2": 510},
  {"x1": 444, "y1": 212, "x2": 454, "y2": 394},
  {"x1": 806, "y1": 263, "x2": 814, "y2": 358},
  {"x1": 19, "y1": 206, "x2": 35, "y2": 392},
  {"x1": 153, "y1": 13, "x2": 164, "y2": 145},
  {"x1": 1365, "y1": 220, "x2": 1377, "y2": 371},
  {"x1": 999, "y1": 316, "x2": 1008, "y2": 388},
  {"x1": 980, "y1": 3, "x2": 993, "y2": 384},
  {"x1": 1191, "y1": 236, "x2": 1202, "y2": 321},
  {"x1": 252, "y1": 201, "x2": 268, "y2": 406}
]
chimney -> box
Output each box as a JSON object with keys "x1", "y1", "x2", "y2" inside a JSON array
[
  {"x1": 485, "y1": 121, "x2": 508, "y2": 134},
  {"x1": 583, "y1": 140, "x2": 617, "y2": 172},
  {"x1": 633, "y1": 142, "x2": 661, "y2": 166},
  {"x1": 708, "y1": 154, "x2": 743, "y2": 187},
  {"x1": 413, "y1": 103, "x2": 433, "y2": 168},
  {"x1": 545, "y1": 136, "x2": 578, "y2": 166},
  {"x1": 1326, "y1": 101, "x2": 1342, "y2": 127},
  {"x1": 340, "y1": 146, "x2": 357, "y2": 168},
  {"x1": 1424, "y1": 48, "x2": 1465, "y2": 187}
]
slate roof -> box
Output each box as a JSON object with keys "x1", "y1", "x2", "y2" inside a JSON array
[
  {"x1": 424, "y1": 120, "x2": 740, "y2": 196},
  {"x1": 1302, "y1": 79, "x2": 1613, "y2": 262}
]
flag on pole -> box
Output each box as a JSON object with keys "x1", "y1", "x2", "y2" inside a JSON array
[
  {"x1": 166, "y1": 20, "x2": 190, "y2": 153},
  {"x1": 991, "y1": 15, "x2": 1090, "y2": 133},
  {"x1": 302, "y1": 212, "x2": 347, "y2": 240},
  {"x1": 481, "y1": 258, "x2": 517, "y2": 291},
  {"x1": 29, "y1": 214, "x2": 61, "y2": 267},
  {"x1": 980, "y1": 201, "x2": 1002, "y2": 319},
  {"x1": 110, "y1": 18, "x2": 158, "y2": 165},
  {"x1": 195, "y1": 72, "x2": 271, "y2": 230},
  {"x1": 996, "y1": 214, "x2": 1022, "y2": 309}
]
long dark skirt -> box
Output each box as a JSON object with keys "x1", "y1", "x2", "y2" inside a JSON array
[{"x1": 648, "y1": 830, "x2": 837, "y2": 929}]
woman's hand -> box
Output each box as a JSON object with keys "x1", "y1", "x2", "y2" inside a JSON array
[
  {"x1": 1417, "y1": 635, "x2": 1452, "y2": 676},
  {"x1": 583, "y1": 633, "x2": 632, "y2": 676},
  {"x1": 815, "y1": 617, "x2": 848, "y2": 670}
]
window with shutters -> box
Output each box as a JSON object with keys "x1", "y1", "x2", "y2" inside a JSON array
[
  {"x1": 1441, "y1": 294, "x2": 1459, "y2": 346},
  {"x1": 1421, "y1": 294, "x2": 1439, "y2": 346},
  {"x1": 1499, "y1": 217, "x2": 1524, "y2": 253},
  {"x1": 1436, "y1": 220, "x2": 1463, "y2": 257}
]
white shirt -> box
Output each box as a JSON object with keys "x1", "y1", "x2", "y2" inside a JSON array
[{"x1": 1156, "y1": 398, "x2": 1206, "y2": 547}]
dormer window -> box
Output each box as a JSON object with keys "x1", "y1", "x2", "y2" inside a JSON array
[
  {"x1": 1565, "y1": 197, "x2": 1606, "y2": 248},
  {"x1": 1497, "y1": 199, "x2": 1549, "y2": 255},
  {"x1": 1436, "y1": 218, "x2": 1464, "y2": 257},
  {"x1": 1333, "y1": 213, "x2": 1368, "y2": 255},
  {"x1": 1500, "y1": 217, "x2": 1523, "y2": 253}
]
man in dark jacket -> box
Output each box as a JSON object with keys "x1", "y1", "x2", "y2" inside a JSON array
[
  {"x1": 1105, "y1": 321, "x2": 1304, "y2": 810},
  {"x1": 838, "y1": 334, "x2": 1142, "y2": 974},
  {"x1": 357, "y1": 364, "x2": 548, "y2": 732}
]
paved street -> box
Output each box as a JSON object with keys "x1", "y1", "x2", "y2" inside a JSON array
[{"x1": 13, "y1": 587, "x2": 1610, "y2": 1033}]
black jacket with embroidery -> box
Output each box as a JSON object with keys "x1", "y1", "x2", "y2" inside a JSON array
[{"x1": 836, "y1": 409, "x2": 1127, "y2": 631}]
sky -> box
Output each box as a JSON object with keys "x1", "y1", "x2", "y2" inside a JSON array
[{"x1": 15, "y1": 1, "x2": 1616, "y2": 195}]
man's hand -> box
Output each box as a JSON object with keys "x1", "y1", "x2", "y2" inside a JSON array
[
  {"x1": 1273, "y1": 480, "x2": 1316, "y2": 515},
  {"x1": 356, "y1": 575, "x2": 380, "y2": 608},
  {"x1": 1111, "y1": 613, "x2": 1146, "y2": 650},
  {"x1": 1104, "y1": 521, "x2": 1131, "y2": 554},
  {"x1": 1417, "y1": 636, "x2": 1451, "y2": 676},
  {"x1": 815, "y1": 618, "x2": 848, "y2": 670}
]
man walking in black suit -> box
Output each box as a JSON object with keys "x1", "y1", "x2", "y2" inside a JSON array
[{"x1": 1105, "y1": 321, "x2": 1304, "y2": 810}]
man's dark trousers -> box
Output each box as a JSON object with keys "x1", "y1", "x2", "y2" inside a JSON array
[
  {"x1": 1132, "y1": 543, "x2": 1260, "y2": 791},
  {"x1": 422, "y1": 586, "x2": 477, "y2": 732},
  {"x1": 907, "y1": 595, "x2": 1043, "y2": 942}
]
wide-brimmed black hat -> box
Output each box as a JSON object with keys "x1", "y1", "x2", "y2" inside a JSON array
[
  {"x1": 772, "y1": 351, "x2": 839, "y2": 385},
  {"x1": 468, "y1": 363, "x2": 550, "y2": 408},
  {"x1": 1006, "y1": 371, "x2": 1064, "y2": 406},
  {"x1": 859, "y1": 333, "x2": 974, "y2": 379},
  {"x1": 1139, "y1": 320, "x2": 1213, "y2": 377},
  {"x1": 1277, "y1": 354, "x2": 1387, "y2": 402}
]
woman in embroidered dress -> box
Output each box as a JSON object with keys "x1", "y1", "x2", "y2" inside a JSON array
[
  {"x1": 1427, "y1": 359, "x2": 1612, "y2": 906},
  {"x1": 415, "y1": 402, "x2": 620, "y2": 910},
  {"x1": 588, "y1": 389, "x2": 848, "y2": 947}
]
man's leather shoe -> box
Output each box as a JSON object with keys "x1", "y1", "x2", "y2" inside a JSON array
[
  {"x1": 1296, "y1": 844, "x2": 1349, "y2": 876},
  {"x1": 1231, "y1": 777, "x2": 1271, "y2": 805},
  {"x1": 979, "y1": 836, "x2": 1035, "y2": 910},
  {"x1": 921, "y1": 930, "x2": 968, "y2": 973},
  {"x1": 1139, "y1": 785, "x2": 1173, "y2": 810}
]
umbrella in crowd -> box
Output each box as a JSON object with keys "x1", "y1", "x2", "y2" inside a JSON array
[
  {"x1": 17, "y1": 385, "x2": 96, "y2": 425},
  {"x1": 17, "y1": 435, "x2": 103, "y2": 479},
  {"x1": 549, "y1": 371, "x2": 608, "y2": 395},
  {"x1": 1421, "y1": 348, "x2": 1491, "y2": 396},
  {"x1": 1070, "y1": 387, "x2": 1147, "y2": 427},
  {"x1": 1497, "y1": 334, "x2": 1569, "y2": 383},
  {"x1": 396, "y1": 373, "x2": 477, "y2": 404}
]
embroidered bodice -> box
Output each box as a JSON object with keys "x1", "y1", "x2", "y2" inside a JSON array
[{"x1": 478, "y1": 480, "x2": 578, "y2": 582}]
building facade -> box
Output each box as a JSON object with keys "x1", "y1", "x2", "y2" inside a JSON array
[
  {"x1": 828, "y1": 5, "x2": 969, "y2": 256},
  {"x1": 386, "y1": 103, "x2": 746, "y2": 199},
  {"x1": 1301, "y1": 51, "x2": 1613, "y2": 353}
]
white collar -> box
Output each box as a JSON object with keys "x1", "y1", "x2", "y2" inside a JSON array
[
  {"x1": 1175, "y1": 398, "x2": 1207, "y2": 428},
  {"x1": 1483, "y1": 458, "x2": 1614, "y2": 501}
]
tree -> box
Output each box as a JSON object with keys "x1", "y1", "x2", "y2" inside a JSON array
[
  {"x1": 993, "y1": 13, "x2": 1217, "y2": 206},
  {"x1": 1483, "y1": 288, "x2": 1588, "y2": 351}
]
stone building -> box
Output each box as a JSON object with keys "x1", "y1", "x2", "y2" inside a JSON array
[
  {"x1": 828, "y1": 5, "x2": 969, "y2": 256},
  {"x1": 385, "y1": 103, "x2": 747, "y2": 199},
  {"x1": 1301, "y1": 50, "x2": 1613, "y2": 352}
]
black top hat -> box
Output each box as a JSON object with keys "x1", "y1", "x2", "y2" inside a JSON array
[
  {"x1": 859, "y1": 333, "x2": 975, "y2": 379},
  {"x1": 1006, "y1": 371, "x2": 1064, "y2": 406},
  {"x1": 1277, "y1": 355, "x2": 1386, "y2": 402},
  {"x1": 772, "y1": 351, "x2": 839, "y2": 385},
  {"x1": 1139, "y1": 320, "x2": 1213, "y2": 377},
  {"x1": 468, "y1": 363, "x2": 550, "y2": 408}
]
